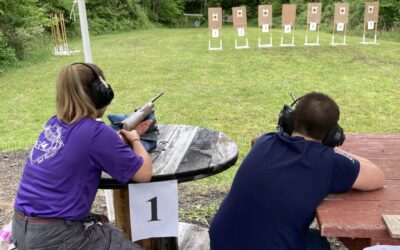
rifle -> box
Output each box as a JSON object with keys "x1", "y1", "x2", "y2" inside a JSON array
[{"x1": 119, "y1": 92, "x2": 164, "y2": 131}]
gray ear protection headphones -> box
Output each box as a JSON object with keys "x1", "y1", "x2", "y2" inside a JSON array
[
  {"x1": 72, "y1": 63, "x2": 114, "y2": 109},
  {"x1": 276, "y1": 95, "x2": 345, "y2": 147}
]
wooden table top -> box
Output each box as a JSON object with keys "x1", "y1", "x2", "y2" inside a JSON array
[
  {"x1": 316, "y1": 134, "x2": 400, "y2": 244},
  {"x1": 100, "y1": 124, "x2": 238, "y2": 189}
]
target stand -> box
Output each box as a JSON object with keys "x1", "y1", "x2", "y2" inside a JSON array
[
  {"x1": 280, "y1": 24, "x2": 295, "y2": 47},
  {"x1": 331, "y1": 23, "x2": 347, "y2": 46},
  {"x1": 304, "y1": 23, "x2": 320, "y2": 46},
  {"x1": 209, "y1": 29, "x2": 222, "y2": 51},
  {"x1": 258, "y1": 24, "x2": 273, "y2": 48},
  {"x1": 50, "y1": 12, "x2": 79, "y2": 56},
  {"x1": 361, "y1": 21, "x2": 379, "y2": 45},
  {"x1": 234, "y1": 27, "x2": 249, "y2": 49}
]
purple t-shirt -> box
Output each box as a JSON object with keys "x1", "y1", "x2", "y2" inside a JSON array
[{"x1": 15, "y1": 116, "x2": 143, "y2": 220}]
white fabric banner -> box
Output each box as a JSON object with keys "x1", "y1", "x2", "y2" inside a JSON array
[{"x1": 129, "y1": 180, "x2": 178, "y2": 242}]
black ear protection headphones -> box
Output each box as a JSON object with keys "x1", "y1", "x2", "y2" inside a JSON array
[
  {"x1": 72, "y1": 63, "x2": 114, "y2": 109},
  {"x1": 276, "y1": 94, "x2": 345, "y2": 147}
]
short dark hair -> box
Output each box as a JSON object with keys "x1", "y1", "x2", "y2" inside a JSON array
[{"x1": 293, "y1": 92, "x2": 340, "y2": 141}]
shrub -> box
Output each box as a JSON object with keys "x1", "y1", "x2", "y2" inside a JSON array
[
  {"x1": 0, "y1": 0, "x2": 49, "y2": 60},
  {"x1": 0, "y1": 34, "x2": 16, "y2": 73}
]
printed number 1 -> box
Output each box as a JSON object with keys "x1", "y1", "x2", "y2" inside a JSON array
[{"x1": 147, "y1": 197, "x2": 160, "y2": 221}]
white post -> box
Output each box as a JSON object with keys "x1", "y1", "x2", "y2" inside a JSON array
[
  {"x1": 78, "y1": 0, "x2": 115, "y2": 221},
  {"x1": 77, "y1": 0, "x2": 92, "y2": 63}
]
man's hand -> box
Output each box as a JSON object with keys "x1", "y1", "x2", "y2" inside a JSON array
[{"x1": 135, "y1": 119, "x2": 153, "y2": 136}]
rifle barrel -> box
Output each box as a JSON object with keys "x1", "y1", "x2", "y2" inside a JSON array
[{"x1": 151, "y1": 92, "x2": 164, "y2": 103}]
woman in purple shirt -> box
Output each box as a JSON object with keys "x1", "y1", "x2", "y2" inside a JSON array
[{"x1": 12, "y1": 63, "x2": 152, "y2": 249}]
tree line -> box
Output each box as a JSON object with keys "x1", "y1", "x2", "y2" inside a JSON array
[{"x1": 0, "y1": 0, "x2": 399, "y2": 72}]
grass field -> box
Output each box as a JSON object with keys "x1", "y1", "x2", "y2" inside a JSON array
[{"x1": 0, "y1": 27, "x2": 399, "y2": 222}]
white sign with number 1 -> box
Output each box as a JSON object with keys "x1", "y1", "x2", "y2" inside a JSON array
[{"x1": 129, "y1": 180, "x2": 178, "y2": 242}]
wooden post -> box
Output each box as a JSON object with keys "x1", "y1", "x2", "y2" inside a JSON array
[
  {"x1": 113, "y1": 187, "x2": 132, "y2": 240},
  {"x1": 137, "y1": 238, "x2": 178, "y2": 250}
]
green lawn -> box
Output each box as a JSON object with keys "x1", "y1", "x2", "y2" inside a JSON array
[{"x1": 1, "y1": 27, "x2": 399, "y2": 223}]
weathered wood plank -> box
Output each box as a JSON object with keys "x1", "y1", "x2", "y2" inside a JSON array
[
  {"x1": 369, "y1": 159, "x2": 400, "y2": 168},
  {"x1": 152, "y1": 126, "x2": 199, "y2": 175},
  {"x1": 176, "y1": 128, "x2": 219, "y2": 174},
  {"x1": 178, "y1": 222, "x2": 209, "y2": 250},
  {"x1": 150, "y1": 125, "x2": 178, "y2": 162},
  {"x1": 318, "y1": 200, "x2": 400, "y2": 211},
  {"x1": 371, "y1": 237, "x2": 400, "y2": 245},
  {"x1": 344, "y1": 134, "x2": 400, "y2": 139},
  {"x1": 317, "y1": 134, "x2": 400, "y2": 245},
  {"x1": 339, "y1": 150, "x2": 400, "y2": 159},
  {"x1": 157, "y1": 125, "x2": 179, "y2": 142},
  {"x1": 326, "y1": 187, "x2": 400, "y2": 201},
  {"x1": 210, "y1": 133, "x2": 238, "y2": 168},
  {"x1": 318, "y1": 200, "x2": 400, "y2": 239},
  {"x1": 384, "y1": 180, "x2": 400, "y2": 187},
  {"x1": 317, "y1": 209, "x2": 392, "y2": 238},
  {"x1": 383, "y1": 215, "x2": 400, "y2": 238}
]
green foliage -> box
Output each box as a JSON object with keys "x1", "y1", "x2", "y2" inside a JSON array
[
  {"x1": 85, "y1": 0, "x2": 151, "y2": 34},
  {"x1": 0, "y1": 33, "x2": 16, "y2": 73},
  {"x1": 0, "y1": 0, "x2": 49, "y2": 60},
  {"x1": 158, "y1": 0, "x2": 185, "y2": 26},
  {"x1": 0, "y1": 0, "x2": 398, "y2": 74},
  {"x1": 142, "y1": 0, "x2": 184, "y2": 26},
  {"x1": 37, "y1": 0, "x2": 81, "y2": 37},
  {"x1": 379, "y1": 0, "x2": 400, "y2": 31}
]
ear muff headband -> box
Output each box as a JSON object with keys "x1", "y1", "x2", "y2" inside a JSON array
[
  {"x1": 322, "y1": 124, "x2": 345, "y2": 147},
  {"x1": 72, "y1": 63, "x2": 114, "y2": 109},
  {"x1": 276, "y1": 97, "x2": 302, "y2": 136},
  {"x1": 276, "y1": 95, "x2": 345, "y2": 147}
]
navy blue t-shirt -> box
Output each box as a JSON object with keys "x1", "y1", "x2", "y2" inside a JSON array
[{"x1": 209, "y1": 133, "x2": 360, "y2": 250}]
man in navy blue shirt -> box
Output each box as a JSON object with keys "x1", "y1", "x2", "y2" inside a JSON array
[{"x1": 209, "y1": 92, "x2": 384, "y2": 250}]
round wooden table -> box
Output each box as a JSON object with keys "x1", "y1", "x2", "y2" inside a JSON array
[{"x1": 99, "y1": 124, "x2": 238, "y2": 249}]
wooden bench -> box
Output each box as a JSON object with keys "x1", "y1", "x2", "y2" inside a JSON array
[
  {"x1": 316, "y1": 134, "x2": 400, "y2": 250},
  {"x1": 251, "y1": 134, "x2": 400, "y2": 249}
]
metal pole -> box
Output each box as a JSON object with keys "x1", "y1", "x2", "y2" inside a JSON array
[{"x1": 77, "y1": 0, "x2": 92, "y2": 63}]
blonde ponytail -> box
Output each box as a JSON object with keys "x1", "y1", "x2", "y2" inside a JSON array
[{"x1": 56, "y1": 64, "x2": 97, "y2": 123}]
